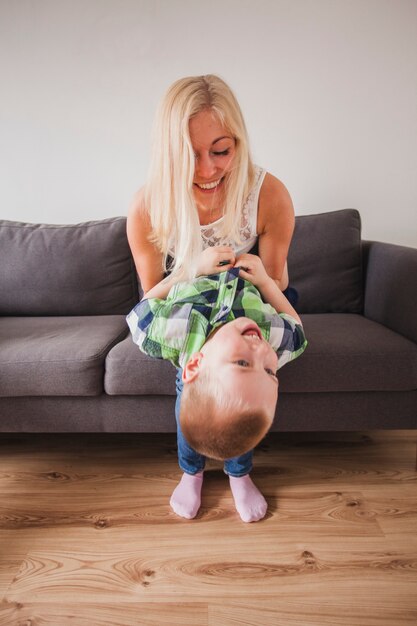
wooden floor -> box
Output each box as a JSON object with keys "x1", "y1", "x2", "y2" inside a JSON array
[{"x1": 0, "y1": 430, "x2": 416, "y2": 625}]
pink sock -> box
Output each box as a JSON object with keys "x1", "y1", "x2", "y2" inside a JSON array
[
  {"x1": 170, "y1": 471, "x2": 204, "y2": 519},
  {"x1": 229, "y1": 475, "x2": 268, "y2": 523}
]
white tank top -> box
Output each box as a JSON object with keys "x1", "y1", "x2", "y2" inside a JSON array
[{"x1": 200, "y1": 165, "x2": 266, "y2": 254}]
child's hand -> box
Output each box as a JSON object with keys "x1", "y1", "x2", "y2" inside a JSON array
[
  {"x1": 234, "y1": 254, "x2": 270, "y2": 288},
  {"x1": 196, "y1": 246, "x2": 236, "y2": 276}
]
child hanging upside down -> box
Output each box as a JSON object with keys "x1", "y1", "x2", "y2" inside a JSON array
[{"x1": 127, "y1": 248, "x2": 307, "y2": 523}]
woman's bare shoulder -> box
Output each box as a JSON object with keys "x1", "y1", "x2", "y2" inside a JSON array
[
  {"x1": 260, "y1": 172, "x2": 291, "y2": 204},
  {"x1": 128, "y1": 186, "x2": 147, "y2": 217},
  {"x1": 127, "y1": 186, "x2": 154, "y2": 246},
  {"x1": 258, "y1": 172, "x2": 294, "y2": 231}
]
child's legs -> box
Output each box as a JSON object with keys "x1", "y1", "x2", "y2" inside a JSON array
[
  {"x1": 175, "y1": 369, "x2": 206, "y2": 475},
  {"x1": 223, "y1": 450, "x2": 253, "y2": 477}
]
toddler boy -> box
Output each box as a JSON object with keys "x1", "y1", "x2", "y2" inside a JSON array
[{"x1": 127, "y1": 250, "x2": 307, "y2": 522}]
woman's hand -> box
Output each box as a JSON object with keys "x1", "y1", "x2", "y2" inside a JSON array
[
  {"x1": 196, "y1": 246, "x2": 236, "y2": 276},
  {"x1": 234, "y1": 253, "x2": 271, "y2": 289}
]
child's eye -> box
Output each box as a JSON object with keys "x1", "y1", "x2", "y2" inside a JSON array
[
  {"x1": 265, "y1": 368, "x2": 278, "y2": 378},
  {"x1": 212, "y1": 149, "x2": 230, "y2": 156},
  {"x1": 235, "y1": 359, "x2": 250, "y2": 367}
]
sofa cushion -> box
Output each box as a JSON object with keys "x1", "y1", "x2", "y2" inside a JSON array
[
  {"x1": 0, "y1": 217, "x2": 138, "y2": 315},
  {"x1": 279, "y1": 314, "x2": 417, "y2": 393},
  {"x1": 289, "y1": 209, "x2": 363, "y2": 313},
  {"x1": 0, "y1": 316, "x2": 128, "y2": 397},
  {"x1": 105, "y1": 335, "x2": 177, "y2": 396},
  {"x1": 106, "y1": 314, "x2": 417, "y2": 396}
]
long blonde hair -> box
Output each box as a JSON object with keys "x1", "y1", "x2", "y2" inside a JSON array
[{"x1": 145, "y1": 74, "x2": 255, "y2": 280}]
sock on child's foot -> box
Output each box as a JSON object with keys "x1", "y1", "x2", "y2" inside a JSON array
[
  {"x1": 170, "y1": 471, "x2": 204, "y2": 519},
  {"x1": 229, "y1": 474, "x2": 268, "y2": 523}
]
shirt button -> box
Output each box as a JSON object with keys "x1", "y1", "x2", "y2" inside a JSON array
[{"x1": 226, "y1": 284, "x2": 232, "y2": 289}]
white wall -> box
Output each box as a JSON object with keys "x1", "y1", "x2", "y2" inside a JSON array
[{"x1": 1, "y1": 0, "x2": 416, "y2": 246}]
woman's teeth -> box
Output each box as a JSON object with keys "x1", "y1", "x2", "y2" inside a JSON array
[{"x1": 196, "y1": 178, "x2": 222, "y2": 190}]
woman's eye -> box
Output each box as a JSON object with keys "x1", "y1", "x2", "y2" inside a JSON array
[
  {"x1": 235, "y1": 360, "x2": 250, "y2": 367},
  {"x1": 212, "y1": 149, "x2": 230, "y2": 156}
]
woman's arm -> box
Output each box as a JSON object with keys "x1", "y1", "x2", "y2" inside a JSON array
[
  {"x1": 140, "y1": 276, "x2": 178, "y2": 301},
  {"x1": 126, "y1": 188, "x2": 165, "y2": 294},
  {"x1": 257, "y1": 173, "x2": 295, "y2": 291}
]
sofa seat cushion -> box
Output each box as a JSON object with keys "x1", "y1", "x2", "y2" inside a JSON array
[
  {"x1": 280, "y1": 314, "x2": 417, "y2": 392},
  {"x1": 106, "y1": 314, "x2": 417, "y2": 396},
  {"x1": 105, "y1": 335, "x2": 176, "y2": 395},
  {"x1": 0, "y1": 316, "x2": 128, "y2": 397}
]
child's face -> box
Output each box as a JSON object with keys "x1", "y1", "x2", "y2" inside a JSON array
[{"x1": 199, "y1": 318, "x2": 279, "y2": 414}]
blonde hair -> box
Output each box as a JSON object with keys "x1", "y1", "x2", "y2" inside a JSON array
[
  {"x1": 145, "y1": 74, "x2": 255, "y2": 281},
  {"x1": 180, "y1": 367, "x2": 274, "y2": 461}
]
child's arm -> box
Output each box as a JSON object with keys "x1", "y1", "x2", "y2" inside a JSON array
[
  {"x1": 142, "y1": 246, "x2": 236, "y2": 301},
  {"x1": 234, "y1": 254, "x2": 302, "y2": 324}
]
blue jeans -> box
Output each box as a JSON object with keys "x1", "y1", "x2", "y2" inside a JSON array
[{"x1": 175, "y1": 370, "x2": 253, "y2": 477}]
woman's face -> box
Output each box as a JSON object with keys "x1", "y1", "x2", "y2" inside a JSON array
[{"x1": 189, "y1": 109, "x2": 236, "y2": 209}]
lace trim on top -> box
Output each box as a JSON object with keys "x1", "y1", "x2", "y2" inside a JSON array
[{"x1": 200, "y1": 165, "x2": 266, "y2": 253}]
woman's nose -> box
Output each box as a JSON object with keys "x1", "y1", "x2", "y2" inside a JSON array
[{"x1": 195, "y1": 153, "x2": 216, "y2": 179}]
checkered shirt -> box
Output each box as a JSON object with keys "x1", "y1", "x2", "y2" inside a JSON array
[{"x1": 126, "y1": 267, "x2": 307, "y2": 369}]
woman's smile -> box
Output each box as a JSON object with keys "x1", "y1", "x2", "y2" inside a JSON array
[{"x1": 193, "y1": 176, "x2": 225, "y2": 193}]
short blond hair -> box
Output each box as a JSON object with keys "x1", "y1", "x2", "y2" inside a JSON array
[
  {"x1": 179, "y1": 367, "x2": 274, "y2": 461},
  {"x1": 145, "y1": 74, "x2": 255, "y2": 281}
]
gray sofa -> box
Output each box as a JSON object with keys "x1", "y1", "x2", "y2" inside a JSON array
[{"x1": 1, "y1": 209, "x2": 416, "y2": 433}]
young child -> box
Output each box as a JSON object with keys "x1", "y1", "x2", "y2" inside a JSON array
[{"x1": 127, "y1": 249, "x2": 307, "y2": 522}]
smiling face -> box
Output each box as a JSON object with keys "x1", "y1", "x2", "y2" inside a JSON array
[
  {"x1": 184, "y1": 317, "x2": 279, "y2": 419},
  {"x1": 189, "y1": 109, "x2": 236, "y2": 211}
]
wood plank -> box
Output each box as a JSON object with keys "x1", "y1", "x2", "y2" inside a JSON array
[
  {"x1": 0, "y1": 601, "x2": 208, "y2": 626},
  {"x1": 0, "y1": 489, "x2": 386, "y2": 537},
  {"x1": 3, "y1": 542, "x2": 417, "y2": 603},
  {"x1": 0, "y1": 556, "x2": 25, "y2": 599},
  {"x1": 209, "y1": 599, "x2": 417, "y2": 626}
]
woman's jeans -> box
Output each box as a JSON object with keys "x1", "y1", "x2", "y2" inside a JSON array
[{"x1": 175, "y1": 370, "x2": 253, "y2": 477}]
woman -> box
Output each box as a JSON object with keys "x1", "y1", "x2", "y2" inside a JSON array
[{"x1": 127, "y1": 74, "x2": 295, "y2": 522}]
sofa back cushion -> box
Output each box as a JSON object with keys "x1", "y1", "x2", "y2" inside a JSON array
[
  {"x1": 289, "y1": 209, "x2": 363, "y2": 313},
  {"x1": 0, "y1": 217, "x2": 138, "y2": 315},
  {"x1": 1, "y1": 209, "x2": 363, "y2": 316}
]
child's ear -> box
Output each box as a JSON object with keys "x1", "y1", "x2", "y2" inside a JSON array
[{"x1": 182, "y1": 352, "x2": 204, "y2": 383}]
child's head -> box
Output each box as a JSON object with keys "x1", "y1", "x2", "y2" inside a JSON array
[{"x1": 180, "y1": 318, "x2": 279, "y2": 460}]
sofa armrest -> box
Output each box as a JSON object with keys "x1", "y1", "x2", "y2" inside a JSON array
[{"x1": 363, "y1": 240, "x2": 417, "y2": 344}]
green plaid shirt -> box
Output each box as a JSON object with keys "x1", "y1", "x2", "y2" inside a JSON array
[{"x1": 127, "y1": 268, "x2": 307, "y2": 369}]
